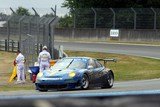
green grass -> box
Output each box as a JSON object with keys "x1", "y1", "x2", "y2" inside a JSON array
[
  {"x1": 0, "y1": 51, "x2": 160, "y2": 91},
  {"x1": 65, "y1": 50, "x2": 160, "y2": 81},
  {"x1": 1, "y1": 80, "x2": 35, "y2": 91}
]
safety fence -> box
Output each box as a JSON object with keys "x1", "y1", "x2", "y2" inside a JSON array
[
  {"x1": 0, "y1": 7, "x2": 59, "y2": 69},
  {"x1": 0, "y1": 39, "x2": 44, "y2": 69},
  {"x1": 0, "y1": 39, "x2": 19, "y2": 52},
  {"x1": 71, "y1": 8, "x2": 160, "y2": 29}
]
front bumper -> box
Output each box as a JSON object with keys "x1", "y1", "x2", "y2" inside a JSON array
[{"x1": 35, "y1": 77, "x2": 81, "y2": 89}]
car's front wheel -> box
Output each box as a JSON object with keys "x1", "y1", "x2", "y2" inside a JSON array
[
  {"x1": 39, "y1": 89, "x2": 48, "y2": 92},
  {"x1": 81, "y1": 74, "x2": 89, "y2": 89},
  {"x1": 36, "y1": 84, "x2": 48, "y2": 92}
]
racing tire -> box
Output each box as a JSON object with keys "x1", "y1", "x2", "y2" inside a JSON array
[
  {"x1": 81, "y1": 74, "x2": 90, "y2": 90},
  {"x1": 38, "y1": 89, "x2": 48, "y2": 92},
  {"x1": 36, "y1": 84, "x2": 48, "y2": 92},
  {"x1": 101, "y1": 70, "x2": 114, "y2": 89}
]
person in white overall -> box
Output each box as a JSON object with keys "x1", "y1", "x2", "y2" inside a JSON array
[
  {"x1": 38, "y1": 46, "x2": 51, "y2": 72},
  {"x1": 15, "y1": 50, "x2": 25, "y2": 84}
]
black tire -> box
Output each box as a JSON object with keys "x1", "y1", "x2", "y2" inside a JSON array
[
  {"x1": 39, "y1": 89, "x2": 48, "y2": 92},
  {"x1": 36, "y1": 84, "x2": 48, "y2": 92},
  {"x1": 81, "y1": 74, "x2": 90, "y2": 89},
  {"x1": 101, "y1": 70, "x2": 114, "y2": 89}
]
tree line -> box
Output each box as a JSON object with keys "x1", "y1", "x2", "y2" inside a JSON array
[
  {"x1": 1, "y1": 0, "x2": 159, "y2": 28},
  {"x1": 63, "y1": 0, "x2": 160, "y2": 8},
  {"x1": 59, "y1": 0, "x2": 160, "y2": 28}
]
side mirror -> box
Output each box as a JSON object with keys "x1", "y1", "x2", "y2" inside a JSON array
[{"x1": 88, "y1": 65, "x2": 94, "y2": 69}]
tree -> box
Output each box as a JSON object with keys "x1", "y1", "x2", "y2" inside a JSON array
[
  {"x1": 16, "y1": 7, "x2": 31, "y2": 16},
  {"x1": 42, "y1": 13, "x2": 55, "y2": 17},
  {"x1": 63, "y1": 0, "x2": 160, "y2": 9},
  {"x1": 61, "y1": 0, "x2": 160, "y2": 28},
  {"x1": 58, "y1": 14, "x2": 73, "y2": 28},
  {"x1": 0, "y1": 13, "x2": 8, "y2": 21},
  {"x1": 146, "y1": 0, "x2": 160, "y2": 7}
]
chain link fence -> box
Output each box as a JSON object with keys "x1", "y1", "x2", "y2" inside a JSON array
[
  {"x1": 73, "y1": 8, "x2": 160, "y2": 29},
  {"x1": 1, "y1": 7, "x2": 160, "y2": 68},
  {"x1": 0, "y1": 7, "x2": 59, "y2": 70}
]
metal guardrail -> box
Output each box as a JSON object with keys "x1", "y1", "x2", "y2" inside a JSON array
[
  {"x1": 0, "y1": 39, "x2": 19, "y2": 52},
  {"x1": 0, "y1": 39, "x2": 44, "y2": 52}
]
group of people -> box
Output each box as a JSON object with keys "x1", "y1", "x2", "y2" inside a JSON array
[{"x1": 14, "y1": 46, "x2": 51, "y2": 84}]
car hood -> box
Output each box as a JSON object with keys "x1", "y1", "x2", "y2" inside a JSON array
[{"x1": 43, "y1": 68, "x2": 81, "y2": 77}]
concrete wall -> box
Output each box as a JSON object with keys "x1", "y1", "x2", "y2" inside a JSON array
[
  {"x1": 55, "y1": 28, "x2": 160, "y2": 42},
  {"x1": 120, "y1": 29, "x2": 160, "y2": 42},
  {"x1": 1, "y1": 27, "x2": 160, "y2": 42}
]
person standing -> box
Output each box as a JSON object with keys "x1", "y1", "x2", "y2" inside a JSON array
[
  {"x1": 15, "y1": 50, "x2": 26, "y2": 84},
  {"x1": 38, "y1": 46, "x2": 51, "y2": 72}
]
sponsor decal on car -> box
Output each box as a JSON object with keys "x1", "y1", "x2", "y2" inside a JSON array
[{"x1": 41, "y1": 78, "x2": 63, "y2": 80}]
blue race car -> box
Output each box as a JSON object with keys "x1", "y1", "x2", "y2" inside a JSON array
[{"x1": 35, "y1": 57, "x2": 115, "y2": 92}]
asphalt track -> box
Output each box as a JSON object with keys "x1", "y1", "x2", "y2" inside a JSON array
[
  {"x1": 1, "y1": 79, "x2": 160, "y2": 99},
  {"x1": 1, "y1": 79, "x2": 160, "y2": 106},
  {"x1": 0, "y1": 41, "x2": 160, "y2": 106},
  {"x1": 54, "y1": 41, "x2": 160, "y2": 59}
]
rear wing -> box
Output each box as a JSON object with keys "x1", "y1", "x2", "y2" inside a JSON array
[{"x1": 97, "y1": 58, "x2": 117, "y2": 66}]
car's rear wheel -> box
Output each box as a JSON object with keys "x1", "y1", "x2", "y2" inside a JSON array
[
  {"x1": 101, "y1": 70, "x2": 114, "y2": 89},
  {"x1": 81, "y1": 74, "x2": 89, "y2": 89}
]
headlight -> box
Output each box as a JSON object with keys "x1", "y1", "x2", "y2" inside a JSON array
[
  {"x1": 37, "y1": 72, "x2": 43, "y2": 78},
  {"x1": 69, "y1": 71, "x2": 76, "y2": 78}
]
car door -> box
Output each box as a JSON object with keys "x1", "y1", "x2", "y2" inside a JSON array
[
  {"x1": 94, "y1": 60, "x2": 105, "y2": 84},
  {"x1": 88, "y1": 59, "x2": 104, "y2": 84},
  {"x1": 95, "y1": 60, "x2": 105, "y2": 83},
  {"x1": 87, "y1": 59, "x2": 98, "y2": 84}
]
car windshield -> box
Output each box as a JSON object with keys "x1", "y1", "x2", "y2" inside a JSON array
[
  {"x1": 68, "y1": 58, "x2": 87, "y2": 69},
  {"x1": 51, "y1": 58, "x2": 87, "y2": 70}
]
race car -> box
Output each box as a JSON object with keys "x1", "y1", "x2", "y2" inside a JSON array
[{"x1": 35, "y1": 57, "x2": 115, "y2": 92}]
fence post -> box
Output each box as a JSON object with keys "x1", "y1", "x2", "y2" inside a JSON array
[
  {"x1": 32, "y1": 8, "x2": 40, "y2": 55},
  {"x1": 28, "y1": 16, "x2": 34, "y2": 35},
  {"x1": 11, "y1": 40, "x2": 14, "y2": 52},
  {"x1": 49, "y1": 6, "x2": 57, "y2": 59},
  {"x1": 17, "y1": 41, "x2": 20, "y2": 51},
  {"x1": 5, "y1": 39, "x2": 7, "y2": 51},
  {"x1": 7, "y1": 20, "x2": 10, "y2": 51},
  {"x1": 40, "y1": 44, "x2": 43, "y2": 52},
  {"x1": 43, "y1": 19, "x2": 49, "y2": 46},
  {"x1": 32, "y1": 7, "x2": 39, "y2": 16},
  {"x1": 131, "y1": 8, "x2": 137, "y2": 30},
  {"x1": 50, "y1": 17, "x2": 59, "y2": 59},
  {"x1": 73, "y1": 10, "x2": 76, "y2": 29},
  {"x1": 51, "y1": 5, "x2": 57, "y2": 17},
  {"x1": 10, "y1": 7, "x2": 16, "y2": 14},
  {"x1": 37, "y1": 17, "x2": 45, "y2": 54},
  {"x1": 110, "y1": 8, "x2": 115, "y2": 29},
  {"x1": 91, "y1": 8, "x2": 97, "y2": 29},
  {"x1": 19, "y1": 15, "x2": 26, "y2": 50},
  {"x1": 72, "y1": 9, "x2": 76, "y2": 39},
  {"x1": 0, "y1": 40, "x2": 2, "y2": 50},
  {"x1": 151, "y1": 8, "x2": 157, "y2": 30},
  {"x1": 8, "y1": 8, "x2": 16, "y2": 51}
]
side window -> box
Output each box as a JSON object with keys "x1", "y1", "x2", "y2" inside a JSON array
[
  {"x1": 88, "y1": 59, "x2": 96, "y2": 68},
  {"x1": 95, "y1": 60, "x2": 103, "y2": 68}
]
